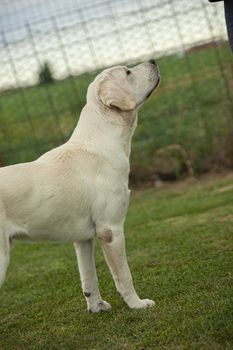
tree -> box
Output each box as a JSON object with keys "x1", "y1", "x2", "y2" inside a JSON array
[{"x1": 38, "y1": 62, "x2": 55, "y2": 85}]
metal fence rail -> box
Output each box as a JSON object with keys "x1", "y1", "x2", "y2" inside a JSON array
[{"x1": 0, "y1": 0, "x2": 232, "y2": 181}]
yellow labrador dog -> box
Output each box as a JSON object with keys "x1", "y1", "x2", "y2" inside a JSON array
[{"x1": 0, "y1": 60, "x2": 160, "y2": 312}]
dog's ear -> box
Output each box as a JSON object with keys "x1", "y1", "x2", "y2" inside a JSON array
[{"x1": 98, "y1": 78, "x2": 136, "y2": 111}]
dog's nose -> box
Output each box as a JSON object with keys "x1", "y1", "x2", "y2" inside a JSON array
[{"x1": 149, "y1": 59, "x2": 156, "y2": 65}]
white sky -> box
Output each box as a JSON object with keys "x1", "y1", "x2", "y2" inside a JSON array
[{"x1": 0, "y1": 0, "x2": 227, "y2": 89}]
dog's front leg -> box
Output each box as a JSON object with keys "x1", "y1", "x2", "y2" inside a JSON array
[
  {"x1": 98, "y1": 227, "x2": 155, "y2": 309},
  {"x1": 74, "y1": 239, "x2": 111, "y2": 313}
]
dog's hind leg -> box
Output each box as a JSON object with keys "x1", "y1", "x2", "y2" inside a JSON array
[
  {"x1": 0, "y1": 208, "x2": 10, "y2": 288},
  {"x1": 0, "y1": 242, "x2": 10, "y2": 288}
]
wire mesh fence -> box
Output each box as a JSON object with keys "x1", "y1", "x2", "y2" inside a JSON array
[{"x1": 0, "y1": 0, "x2": 232, "y2": 182}]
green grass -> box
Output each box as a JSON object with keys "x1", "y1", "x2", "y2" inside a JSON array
[
  {"x1": 0, "y1": 173, "x2": 233, "y2": 350},
  {"x1": 0, "y1": 42, "x2": 233, "y2": 172}
]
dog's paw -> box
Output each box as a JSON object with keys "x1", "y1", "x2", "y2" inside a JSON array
[
  {"x1": 88, "y1": 300, "x2": 112, "y2": 313},
  {"x1": 129, "y1": 298, "x2": 155, "y2": 309}
]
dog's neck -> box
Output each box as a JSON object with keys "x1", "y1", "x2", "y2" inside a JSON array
[{"x1": 69, "y1": 103, "x2": 138, "y2": 158}]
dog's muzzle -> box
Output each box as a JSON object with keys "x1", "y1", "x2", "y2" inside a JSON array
[{"x1": 146, "y1": 76, "x2": 160, "y2": 99}]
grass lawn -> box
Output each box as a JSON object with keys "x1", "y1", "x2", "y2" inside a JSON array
[{"x1": 0, "y1": 173, "x2": 233, "y2": 350}]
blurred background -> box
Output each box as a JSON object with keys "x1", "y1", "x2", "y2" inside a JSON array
[{"x1": 0, "y1": 0, "x2": 232, "y2": 186}]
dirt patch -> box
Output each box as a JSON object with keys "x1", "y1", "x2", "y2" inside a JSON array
[
  {"x1": 132, "y1": 170, "x2": 233, "y2": 201},
  {"x1": 218, "y1": 215, "x2": 233, "y2": 222},
  {"x1": 214, "y1": 184, "x2": 233, "y2": 193}
]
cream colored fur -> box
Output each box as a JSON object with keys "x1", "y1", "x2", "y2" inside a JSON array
[{"x1": 0, "y1": 61, "x2": 160, "y2": 312}]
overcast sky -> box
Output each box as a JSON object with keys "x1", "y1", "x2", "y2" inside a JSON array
[{"x1": 1, "y1": 0, "x2": 140, "y2": 31}]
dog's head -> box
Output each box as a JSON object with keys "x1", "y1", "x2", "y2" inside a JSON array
[{"x1": 87, "y1": 60, "x2": 160, "y2": 113}]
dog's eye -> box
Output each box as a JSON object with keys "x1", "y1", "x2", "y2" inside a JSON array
[{"x1": 126, "y1": 70, "x2": 131, "y2": 76}]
